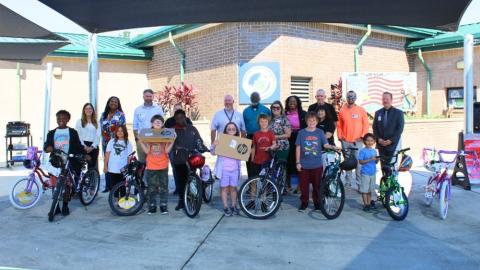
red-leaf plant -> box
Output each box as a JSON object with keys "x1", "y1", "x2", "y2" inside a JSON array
[{"x1": 155, "y1": 83, "x2": 200, "y2": 120}]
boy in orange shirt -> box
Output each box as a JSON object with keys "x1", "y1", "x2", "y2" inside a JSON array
[
  {"x1": 138, "y1": 115, "x2": 175, "y2": 215},
  {"x1": 337, "y1": 91, "x2": 369, "y2": 189}
]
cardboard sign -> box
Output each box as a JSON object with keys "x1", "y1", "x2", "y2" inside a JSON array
[
  {"x1": 138, "y1": 128, "x2": 176, "y2": 143},
  {"x1": 215, "y1": 133, "x2": 252, "y2": 161}
]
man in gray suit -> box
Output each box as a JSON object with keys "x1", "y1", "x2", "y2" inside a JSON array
[{"x1": 372, "y1": 92, "x2": 405, "y2": 171}]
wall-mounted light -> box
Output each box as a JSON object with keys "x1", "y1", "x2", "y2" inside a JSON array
[
  {"x1": 53, "y1": 66, "x2": 62, "y2": 77},
  {"x1": 457, "y1": 60, "x2": 464, "y2": 70}
]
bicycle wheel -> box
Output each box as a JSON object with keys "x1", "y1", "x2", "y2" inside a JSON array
[
  {"x1": 238, "y1": 177, "x2": 281, "y2": 219},
  {"x1": 48, "y1": 176, "x2": 65, "y2": 222},
  {"x1": 79, "y1": 169, "x2": 100, "y2": 206},
  {"x1": 438, "y1": 180, "x2": 449, "y2": 220},
  {"x1": 319, "y1": 175, "x2": 345, "y2": 220},
  {"x1": 385, "y1": 187, "x2": 409, "y2": 221},
  {"x1": 184, "y1": 176, "x2": 203, "y2": 218},
  {"x1": 108, "y1": 180, "x2": 145, "y2": 216},
  {"x1": 274, "y1": 163, "x2": 287, "y2": 195},
  {"x1": 424, "y1": 177, "x2": 435, "y2": 207},
  {"x1": 10, "y1": 177, "x2": 42, "y2": 209},
  {"x1": 202, "y1": 178, "x2": 214, "y2": 203}
]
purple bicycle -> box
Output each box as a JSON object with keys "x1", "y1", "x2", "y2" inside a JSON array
[{"x1": 422, "y1": 148, "x2": 462, "y2": 220}]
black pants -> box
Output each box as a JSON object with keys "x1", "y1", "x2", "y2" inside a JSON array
[
  {"x1": 174, "y1": 164, "x2": 188, "y2": 206},
  {"x1": 246, "y1": 134, "x2": 255, "y2": 178},
  {"x1": 250, "y1": 163, "x2": 263, "y2": 177},
  {"x1": 83, "y1": 141, "x2": 99, "y2": 169},
  {"x1": 378, "y1": 147, "x2": 395, "y2": 175},
  {"x1": 108, "y1": 172, "x2": 123, "y2": 191}
]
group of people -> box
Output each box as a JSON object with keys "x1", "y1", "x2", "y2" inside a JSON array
[{"x1": 43, "y1": 87, "x2": 404, "y2": 219}]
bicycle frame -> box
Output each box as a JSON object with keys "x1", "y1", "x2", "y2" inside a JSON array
[{"x1": 378, "y1": 149, "x2": 409, "y2": 203}]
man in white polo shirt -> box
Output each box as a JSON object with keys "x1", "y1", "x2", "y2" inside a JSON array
[
  {"x1": 210, "y1": 94, "x2": 246, "y2": 144},
  {"x1": 133, "y1": 89, "x2": 164, "y2": 162}
]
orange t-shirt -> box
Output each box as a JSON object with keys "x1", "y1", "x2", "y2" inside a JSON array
[
  {"x1": 336, "y1": 104, "x2": 370, "y2": 143},
  {"x1": 146, "y1": 143, "x2": 169, "y2": 170}
]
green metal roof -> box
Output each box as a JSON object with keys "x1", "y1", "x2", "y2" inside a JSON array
[
  {"x1": 407, "y1": 23, "x2": 480, "y2": 52},
  {"x1": 128, "y1": 24, "x2": 205, "y2": 48},
  {"x1": 49, "y1": 33, "x2": 152, "y2": 60},
  {"x1": 129, "y1": 23, "x2": 443, "y2": 48}
]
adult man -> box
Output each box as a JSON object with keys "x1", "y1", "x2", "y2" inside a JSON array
[
  {"x1": 133, "y1": 89, "x2": 164, "y2": 162},
  {"x1": 337, "y1": 90, "x2": 369, "y2": 189},
  {"x1": 372, "y1": 92, "x2": 405, "y2": 171},
  {"x1": 211, "y1": 94, "x2": 246, "y2": 144},
  {"x1": 308, "y1": 89, "x2": 338, "y2": 125},
  {"x1": 243, "y1": 92, "x2": 270, "y2": 177}
]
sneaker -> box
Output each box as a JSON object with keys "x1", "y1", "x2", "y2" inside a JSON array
[
  {"x1": 61, "y1": 204, "x2": 70, "y2": 216},
  {"x1": 314, "y1": 205, "x2": 322, "y2": 212},
  {"x1": 102, "y1": 189, "x2": 109, "y2": 193},
  {"x1": 224, "y1": 207, "x2": 232, "y2": 216},
  {"x1": 148, "y1": 205, "x2": 157, "y2": 215},
  {"x1": 231, "y1": 206, "x2": 240, "y2": 216},
  {"x1": 54, "y1": 204, "x2": 61, "y2": 215},
  {"x1": 175, "y1": 203, "x2": 184, "y2": 211},
  {"x1": 298, "y1": 204, "x2": 307, "y2": 212},
  {"x1": 370, "y1": 200, "x2": 377, "y2": 209},
  {"x1": 160, "y1": 205, "x2": 168, "y2": 215},
  {"x1": 362, "y1": 205, "x2": 370, "y2": 212}
]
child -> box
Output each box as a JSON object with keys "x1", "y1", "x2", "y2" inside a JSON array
[
  {"x1": 251, "y1": 114, "x2": 277, "y2": 176},
  {"x1": 103, "y1": 125, "x2": 133, "y2": 196},
  {"x1": 44, "y1": 110, "x2": 86, "y2": 217},
  {"x1": 138, "y1": 115, "x2": 175, "y2": 215},
  {"x1": 211, "y1": 122, "x2": 242, "y2": 216},
  {"x1": 358, "y1": 133, "x2": 378, "y2": 211},
  {"x1": 295, "y1": 112, "x2": 339, "y2": 212}
]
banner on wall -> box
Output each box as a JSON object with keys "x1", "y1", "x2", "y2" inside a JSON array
[
  {"x1": 464, "y1": 133, "x2": 480, "y2": 184},
  {"x1": 342, "y1": 72, "x2": 417, "y2": 114},
  {"x1": 239, "y1": 62, "x2": 280, "y2": 104}
]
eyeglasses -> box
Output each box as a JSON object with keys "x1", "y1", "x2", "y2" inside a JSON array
[{"x1": 316, "y1": 95, "x2": 325, "y2": 98}]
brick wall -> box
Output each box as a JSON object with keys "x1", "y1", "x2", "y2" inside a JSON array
[
  {"x1": 148, "y1": 22, "x2": 410, "y2": 119},
  {"x1": 413, "y1": 47, "x2": 480, "y2": 115}
]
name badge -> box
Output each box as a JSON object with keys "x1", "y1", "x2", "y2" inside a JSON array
[
  {"x1": 352, "y1": 114, "x2": 359, "y2": 119},
  {"x1": 378, "y1": 116, "x2": 382, "y2": 121}
]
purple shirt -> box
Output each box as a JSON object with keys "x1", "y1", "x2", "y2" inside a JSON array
[{"x1": 287, "y1": 111, "x2": 300, "y2": 131}]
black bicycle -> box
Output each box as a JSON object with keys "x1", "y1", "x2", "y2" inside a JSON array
[
  {"x1": 319, "y1": 148, "x2": 357, "y2": 220},
  {"x1": 108, "y1": 152, "x2": 146, "y2": 216},
  {"x1": 47, "y1": 150, "x2": 100, "y2": 222},
  {"x1": 238, "y1": 150, "x2": 286, "y2": 219}
]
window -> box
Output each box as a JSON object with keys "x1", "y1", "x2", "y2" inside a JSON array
[
  {"x1": 447, "y1": 87, "x2": 477, "y2": 109},
  {"x1": 290, "y1": 77, "x2": 311, "y2": 104}
]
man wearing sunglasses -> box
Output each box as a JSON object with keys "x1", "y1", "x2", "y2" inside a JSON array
[{"x1": 337, "y1": 90, "x2": 369, "y2": 190}]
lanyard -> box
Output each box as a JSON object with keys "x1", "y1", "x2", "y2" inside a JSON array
[{"x1": 224, "y1": 109, "x2": 234, "y2": 122}]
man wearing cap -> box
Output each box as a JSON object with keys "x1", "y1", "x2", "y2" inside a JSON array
[{"x1": 337, "y1": 90, "x2": 369, "y2": 190}]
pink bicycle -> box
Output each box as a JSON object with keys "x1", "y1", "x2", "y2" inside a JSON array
[
  {"x1": 422, "y1": 148, "x2": 462, "y2": 220},
  {"x1": 9, "y1": 147, "x2": 54, "y2": 209}
]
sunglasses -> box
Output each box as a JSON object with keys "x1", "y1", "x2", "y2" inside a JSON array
[
  {"x1": 226, "y1": 128, "x2": 237, "y2": 131},
  {"x1": 271, "y1": 106, "x2": 281, "y2": 110},
  {"x1": 347, "y1": 96, "x2": 356, "y2": 99}
]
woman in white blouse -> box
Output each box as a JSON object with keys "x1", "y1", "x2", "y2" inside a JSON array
[{"x1": 75, "y1": 103, "x2": 101, "y2": 169}]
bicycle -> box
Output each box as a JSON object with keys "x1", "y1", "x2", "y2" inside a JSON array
[
  {"x1": 108, "y1": 152, "x2": 147, "y2": 216},
  {"x1": 178, "y1": 141, "x2": 212, "y2": 218},
  {"x1": 47, "y1": 150, "x2": 100, "y2": 222},
  {"x1": 9, "y1": 148, "x2": 54, "y2": 209},
  {"x1": 238, "y1": 150, "x2": 286, "y2": 220},
  {"x1": 318, "y1": 148, "x2": 357, "y2": 220},
  {"x1": 200, "y1": 165, "x2": 216, "y2": 203},
  {"x1": 422, "y1": 148, "x2": 461, "y2": 220},
  {"x1": 377, "y1": 148, "x2": 411, "y2": 221}
]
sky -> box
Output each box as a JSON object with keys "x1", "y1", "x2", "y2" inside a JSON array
[{"x1": 1, "y1": 0, "x2": 480, "y2": 38}]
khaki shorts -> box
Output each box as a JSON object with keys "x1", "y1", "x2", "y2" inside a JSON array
[{"x1": 360, "y1": 174, "x2": 376, "y2": 193}]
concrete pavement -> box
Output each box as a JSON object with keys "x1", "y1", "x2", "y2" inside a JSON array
[{"x1": 0, "y1": 165, "x2": 479, "y2": 270}]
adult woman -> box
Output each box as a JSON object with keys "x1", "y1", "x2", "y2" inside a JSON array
[
  {"x1": 100, "y1": 96, "x2": 126, "y2": 192},
  {"x1": 316, "y1": 107, "x2": 336, "y2": 145},
  {"x1": 268, "y1": 101, "x2": 292, "y2": 162},
  {"x1": 171, "y1": 109, "x2": 205, "y2": 211},
  {"x1": 75, "y1": 103, "x2": 101, "y2": 169},
  {"x1": 284, "y1": 96, "x2": 307, "y2": 192}
]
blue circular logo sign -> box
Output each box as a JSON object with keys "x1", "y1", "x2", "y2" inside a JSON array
[{"x1": 242, "y1": 66, "x2": 277, "y2": 100}]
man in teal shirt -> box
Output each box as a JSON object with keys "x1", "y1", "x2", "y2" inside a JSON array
[{"x1": 243, "y1": 92, "x2": 271, "y2": 177}]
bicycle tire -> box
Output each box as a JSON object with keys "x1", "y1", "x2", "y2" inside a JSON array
[
  {"x1": 109, "y1": 180, "x2": 145, "y2": 216},
  {"x1": 238, "y1": 177, "x2": 281, "y2": 220},
  {"x1": 79, "y1": 169, "x2": 100, "y2": 206},
  {"x1": 48, "y1": 176, "x2": 65, "y2": 222},
  {"x1": 184, "y1": 175, "x2": 203, "y2": 218},
  {"x1": 385, "y1": 187, "x2": 409, "y2": 221},
  {"x1": 438, "y1": 180, "x2": 449, "y2": 220},
  {"x1": 10, "y1": 177, "x2": 42, "y2": 209},
  {"x1": 424, "y1": 176, "x2": 435, "y2": 207},
  {"x1": 202, "y1": 181, "x2": 214, "y2": 203},
  {"x1": 319, "y1": 175, "x2": 345, "y2": 220}
]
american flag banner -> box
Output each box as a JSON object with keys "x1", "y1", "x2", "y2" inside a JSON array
[{"x1": 341, "y1": 72, "x2": 417, "y2": 115}]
